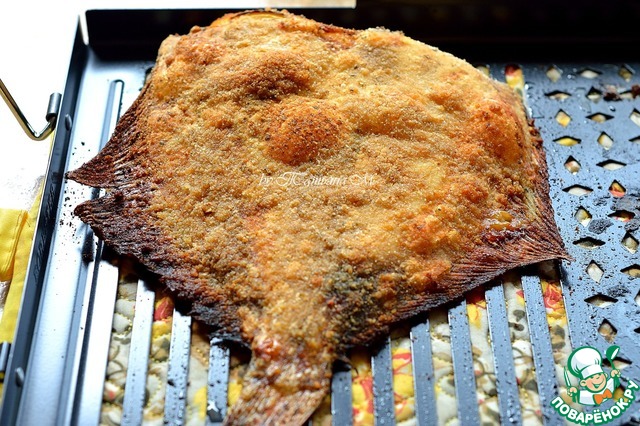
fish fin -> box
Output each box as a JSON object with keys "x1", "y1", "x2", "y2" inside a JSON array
[{"x1": 66, "y1": 85, "x2": 149, "y2": 188}]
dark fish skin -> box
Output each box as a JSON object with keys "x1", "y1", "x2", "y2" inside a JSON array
[{"x1": 67, "y1": 10, "x2": 569, "y2": 425}]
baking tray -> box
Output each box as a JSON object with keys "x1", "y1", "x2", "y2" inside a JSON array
[{"x1": 2, "y1": 3, "x2": 640, "y2": 425}]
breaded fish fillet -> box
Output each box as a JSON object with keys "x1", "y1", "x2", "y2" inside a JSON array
[{"x1": 67, "y1": 10, "x2": 568, "y2": 425}]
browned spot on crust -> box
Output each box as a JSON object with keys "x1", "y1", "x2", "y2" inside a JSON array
[
  {"x1": 231, "y1": 51, "x2": 312, "y2": 100},
  {"x1": 265, "y1": 99, "x2": 346, "y2": 165},
  {"x1": 470, "y1": 95, "x2": 527, "y2": 165}
]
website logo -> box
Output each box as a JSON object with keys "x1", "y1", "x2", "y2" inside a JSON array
[{"x1": 551, "y1": 345, "x2": 638, "y2": 424}]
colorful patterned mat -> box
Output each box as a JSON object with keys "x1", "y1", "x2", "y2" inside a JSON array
[{"x1": 98, "y1": 261, "x2": 586, "y2": 425}]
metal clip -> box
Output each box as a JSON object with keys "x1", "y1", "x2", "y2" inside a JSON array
[{"x1": 0, "y1": 78, "x2": 61, "y2": 141}]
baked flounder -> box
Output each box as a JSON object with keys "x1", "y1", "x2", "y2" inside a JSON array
[{"x1": 67, "y1": 10, "x2": 568, "y2": 425}]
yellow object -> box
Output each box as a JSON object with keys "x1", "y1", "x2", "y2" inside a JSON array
[
  {"x1": 0, "y1": 201, "x2": 39, "y2": 341},
  {"x1": 0, "y1": 209, "x2": 27, "y2": 282},
  {"x1": 556, "y1": 111, "x2": 572, "y2": 127},
  {"x1": 193, "y1": 386, "x2": 208, "y2": 420},
  {"x1": 227, "y1": 380, "x2": 242, "y2": 407},
  {"x1": 0, "y1": 186, "x2": 42, "y2": 396}
]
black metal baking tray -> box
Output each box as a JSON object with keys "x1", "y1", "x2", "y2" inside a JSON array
[{"x1": 2, "y1": 3, "x2": 640, "y2": 425}]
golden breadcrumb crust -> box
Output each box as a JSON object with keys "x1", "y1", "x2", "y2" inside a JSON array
[{"x1": 68, "y1": 10, "x2": 568, "y2": 425}]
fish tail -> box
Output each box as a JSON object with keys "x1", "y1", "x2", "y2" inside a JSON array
[
  {"x1": 224, "y1": 380, "x2": 327, "y2": 425},
  {"x1": 224, "y1": 341, "x2": 332, "y2": 425}
]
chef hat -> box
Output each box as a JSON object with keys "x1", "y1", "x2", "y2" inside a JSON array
[{"x1": 568, "y1": 346, "x2": 604, "y2": 380}]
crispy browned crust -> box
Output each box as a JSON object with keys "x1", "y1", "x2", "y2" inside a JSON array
[{"x1": 67, "y1": 10, "x2": 568, "y2": 425}]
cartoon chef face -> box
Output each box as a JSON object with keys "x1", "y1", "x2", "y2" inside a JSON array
[{"x1": 581, "y1": 372, "x2": 608, "y2": 392}]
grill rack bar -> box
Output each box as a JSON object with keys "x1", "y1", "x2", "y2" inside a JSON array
[
  {"x1": 448, "y1": 300, "x2": 482, "y2": 424},
  {"x1": 71, "y1": 245, "x2": 120, "y2": 426},
  {"x1": 330, "y1": 361, "x2": 353, "y2": 425},
  {"x1": 485, "y1": 282, "x2": 523, "y2": 425},
  {"x1": 409, "y1": 318, "x2": 437, "y2": 426},
  {"x1": 207, "y1": 338, "x2": 230, "y2": 425},
  {"x1": 164, "y1": 309, "x2": 193, "y2": 425},
  {"x1": 521, "y1": 274, "x2": 563, "y2": 425},
  {"x1": 121, "y1": 280, "x2": 155, "y2": 426},
  {"x1": 371, "y1": 336, "x2": 395, "y2": 425}
]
